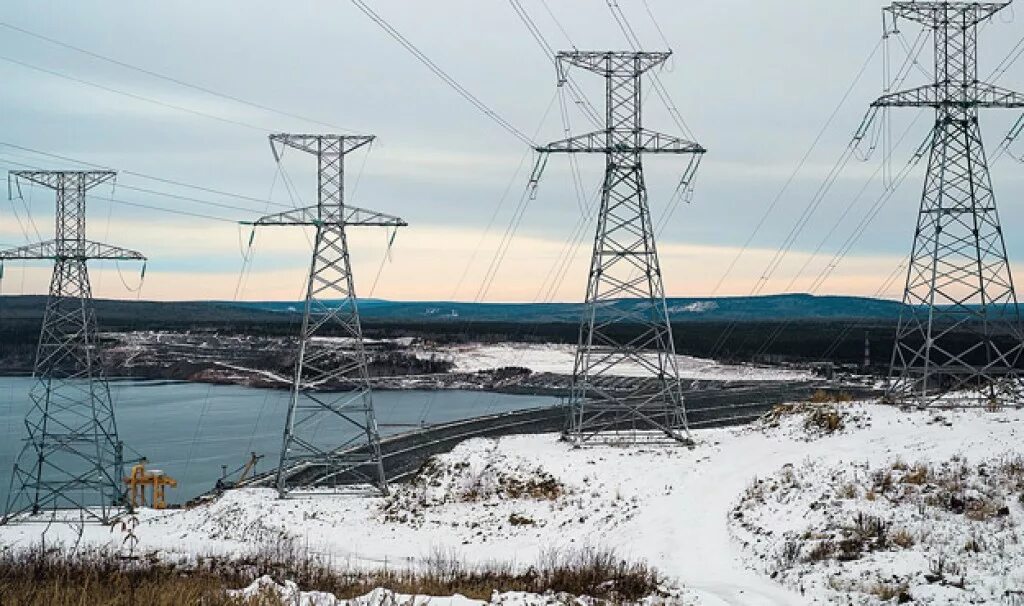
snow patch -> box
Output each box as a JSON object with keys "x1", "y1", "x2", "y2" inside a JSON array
[
  {"x1": 230, "y1": 577, "x2": 493, "y2": 606},
  {"x1": 229, "y1": 576, "x2": 674, "y2": 605},
  {"x1": 666, "y1": 301, "x2": 719, "y2": 314},
  {"x1": 419, "y1": 342, "x2": 810, "y2": 382}
]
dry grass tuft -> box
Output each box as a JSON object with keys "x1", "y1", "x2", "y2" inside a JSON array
[
  {"x1": 867, "y1": 580, "x2": 911, "y2": 602},
  {"x1": 0, "y1": 547, "x2": 257, "y2": 606},
  {"x1": 808, "y1": 390, "x2": 853, "y2": 404},
  {"x1": 761, "y1": 399, "x2": 850, "y2": 436},
  {"x1": 836, "y1": 482, "x2": 858, "y2": 499},
  {"x1": 891, "y1": 528, "x2": 915, "y2": 549},
  {"x1": 0, "y1": 541, "x2": 661, "y2": 605}
]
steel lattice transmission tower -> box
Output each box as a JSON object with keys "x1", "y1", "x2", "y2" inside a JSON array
[
  {"x1": 535, "y1": 52, "x2": 705, "y2": 443},
  {"x1": 248, "y1": 134, "x2": 406, "y2": 497},
  {"x1": 877, "y1": 2, "x2": 1024, "y2": 407},
  {"x1": 1, "y1": 171, "x2": 144, "y2": 525}
]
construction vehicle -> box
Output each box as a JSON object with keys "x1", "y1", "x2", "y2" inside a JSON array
[
  {"x1": 124, "y1": 459, "x2": 178, "y2": 510},
  {"x1": 216, "y1": 452, "x2": 263, "y2": 490}
]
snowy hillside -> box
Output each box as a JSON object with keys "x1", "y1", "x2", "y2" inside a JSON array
[{"x1": 3, "y1": 401, "x2": 1023, "y2": 604}]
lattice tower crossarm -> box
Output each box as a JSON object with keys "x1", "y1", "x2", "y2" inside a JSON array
[
  {"x1": 251, "y1": 134, "x2": 406, "y2": 497},
  {"x1": 535, "y1": 51, "x2": 706, "y2": 444},
  {"x1": 875, "y1": 1, "x2": 1024, "y2": 408},
  {"x1": 1, "y1": 170, "x2": 144, "y2": 525}
]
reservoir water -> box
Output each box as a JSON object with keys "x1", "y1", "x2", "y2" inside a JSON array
[{"x1": 0, "y1": 377, "x2": 559, "y2": 504}]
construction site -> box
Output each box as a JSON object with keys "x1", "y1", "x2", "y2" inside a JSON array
[{"x1": 3, "y1": 1, "x2": 1024, "y2": 604}]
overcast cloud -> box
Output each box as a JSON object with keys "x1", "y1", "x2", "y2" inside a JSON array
[{"x1": 3, "y1": 1, "x2": 1024, "y2": 302}]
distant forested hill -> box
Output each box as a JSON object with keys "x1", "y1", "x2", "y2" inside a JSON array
[{"x1": 229, "y1": 293, "x2": 905, "y2": 324}]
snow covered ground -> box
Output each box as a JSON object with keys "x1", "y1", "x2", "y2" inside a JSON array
[
  {"x1": 2, "y1": 401, "x2": 1022, "y2": 604},
  {"x1": 416, "y1": 341, "x2": 812, "y2": 382},
  {"x1": 231, "y1": 577, "x2": 579, "y2": 606}
]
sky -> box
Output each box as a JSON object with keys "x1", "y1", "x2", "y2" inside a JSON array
[{"x1": 2, "y1": 1, "x2": 1024, "y2": 303}]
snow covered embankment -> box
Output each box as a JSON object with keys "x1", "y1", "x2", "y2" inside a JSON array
[
  {"x1": 731, "y1": 404, "x2": 1024, "y2": 604},
  {"x1": 9, "y1": 399, "x2": 1024, "y2": 604}
]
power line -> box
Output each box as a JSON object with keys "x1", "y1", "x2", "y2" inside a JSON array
[
  {"x1": 116, "y1": 183, "x2": 284, "y2": 215},
  {"x1": 0, "y1": 151, "x2": 264, "y2": 217},
  {"x1": 449, "y1": 93, "x2": 558, "y2": 301},
  {"x1": 749, "y1": 142, "x2": 860, "y2": 297},
  {"x1": 748, "y1": 26, "x2": 927, "y2": 301},
  {"x1": 0, "y1": 54, "x2": 271, "y2": 133},
  {"x1": 744, "y1": 13, "x2": 1017, "y2": 360},
  {"x1": 0, "y1": 156, "x2": 237, "y2": 224},
  {"x1": 0, "y1": 21, "x2": 355, "y2": 133},
  {"x1": 350, "y1": 0, "x2": 536, "y2": 146},
  {"x1": 538, "y1": 0, "x2": 577, "y2": 50},
  {"x1": 474, "y1": 178, "x2": 535, "y2": 302},
  {"x1": 709, "y1": 38, "x2": 883, "y2": 296},
  {"x1": 819, "y1": 257, "x2": 908, "y2": 362},
  {"x1": 784, "y1": 111, "x2": 926, "y2": 294},
  {"x1": 71, "y1": 193, "x2": 236, "y2": 224},
  {"x1": 8, "y1": 180, "x2": 43, "y2": 243},
  {"x1": 605, "y1": 0, "x2": 697, "y2": 141},
  {"x1": 727, "y1": 13, "x2": 1024, "y2": 365},
  {"x1": 0, "y1": 141, "x2": 289, "y2": 213},
  {"x1": 536, "y1": 185, "x2": 601, "y2": 303},
  {"x1": 507, "y1": 0, "x2": 602, "y2": 128},
  {"x1": 641, "y1": 0, "x2": 673, "y2": 52},
  {"x1": 708, "y1": 38, "x2": 897, "y2": 358},
  {"x1": 748, "y1": 124, "x2": 931, "y2": 360}
]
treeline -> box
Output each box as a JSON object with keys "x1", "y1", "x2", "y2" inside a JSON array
[
  {"x1": 3, "y1": 296, "x2": 1019, "y2": 369},
  {"x1": 0, "y1": 316, "x2": 893, "y2": 368}
]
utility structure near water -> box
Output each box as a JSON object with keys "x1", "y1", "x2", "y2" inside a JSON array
[
  {"x1": 876, "y1": 2, "x2": 1024, "y2": 407},
  {"x1": 1, "y1": 170, "x2": 145, "y2": 525},
  {"x1": 534, "y1": 52, "x2": 705, "y2": 443},
  {"x1": 246, "y1": 134, "x2": 405, "y2": 497}
]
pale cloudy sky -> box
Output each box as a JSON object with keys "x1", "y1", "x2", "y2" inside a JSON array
[{"x1": 2, "y1": 1, "x2": 1024, "y2": 302}]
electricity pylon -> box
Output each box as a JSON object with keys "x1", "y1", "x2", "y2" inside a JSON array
[
  {"x1": 1, "y1": 170, "x2": 144, "y2": 525},
  {"x1": 534, "y1": 52, "x2": 705, "y2": 443},
  {"x1": 876, "y1": 2, "x2": 1024, "y2": 408},
  {"x1": 247, "y1": 134, "x2": 406, "y2": 497}
]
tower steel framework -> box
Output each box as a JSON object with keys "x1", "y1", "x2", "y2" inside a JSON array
[
  {"x1": 248, "y1": 134, "x2": 406, "y2": 497},
  {"x1": 535, "y1": 52, "x2": 705, "y2": 443},
  {"x1": 1, "y1": 170, "x2": 144, "y2": 525},
  {"x1": 876, "y1": 2, "x2": 1024, "y2": 407}
]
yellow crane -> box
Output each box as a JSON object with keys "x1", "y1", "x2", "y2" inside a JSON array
[{"x1": 124, "y1": 459, "x2": 178, "y2": 510}]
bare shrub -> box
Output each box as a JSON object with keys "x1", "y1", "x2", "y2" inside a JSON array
[
  {"x1": 871, "y1": 469, "x2": 895, "y2": 495},
  {"x1": 808, "y1": 390, "x2": 831, "y2": 403},
  {"x1": 804, "y1": 540, "x2": 836, "y2": 562},
  {"x1": 891, "y1": 528, "x2": 916, "y2": 549},
  {"x1": 836, "y1": 482, "x2": 858, "y2": 499},
  {"x1": 807, "y1": 390, "x2": 853, "y2": 404},
  {"x1": 777, "y1": 540, "x2": 802, "y2": 570},
  {"x1": 867, "y1": 580, "x2": 911, "y2": 602},
  {"x1": 902, "y1": 464, "x2": 930, "y2": 485},
  {"x1": 760, "y1": 400, "x2": 849, "y2": 436},
  {"x1": 508, "y1": 513, "x2": 535, "y2": 526},
  {"x1": 804, "y1": 406, "x2": 844, "y2": 434},
  {"x1": 964, "y1": 534, "x2": 985, "y2": 553}
]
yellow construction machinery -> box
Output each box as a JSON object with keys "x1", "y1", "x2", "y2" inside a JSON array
[{"x1": 124, "y1": 459, "x2": 178, "y2": 510}]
